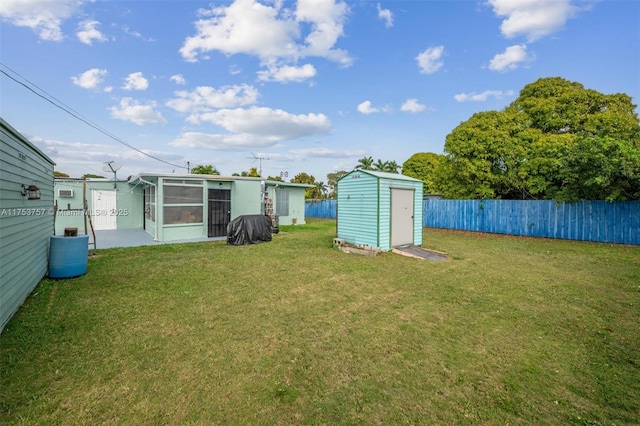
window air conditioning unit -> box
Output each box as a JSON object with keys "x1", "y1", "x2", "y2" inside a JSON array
[{"x1": 58, "y1": 189, "x2": 74, "y2": 198}]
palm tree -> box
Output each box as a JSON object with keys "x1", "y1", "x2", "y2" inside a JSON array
[
  {"x1": 313, "y1": 181, "x2": 328, "y2": 199},
  {"x1": 385, "y1": 160, "x2": 400, "y2": 173},
  {"x1": 355, "y1": 156, "x2": 374, "y2": 170},
  {"x1": 373, "y1": 159, "x2": 387, "y2": 171}
]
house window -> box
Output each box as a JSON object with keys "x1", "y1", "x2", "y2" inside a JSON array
[
  {"x1": 163, "y1": 206, "x2": 203, "y2": 225},
  {"x1": 162, "y1": 181, "x2": 203, "y2": 225},
  {"x1": 276, "y1": 189, "x2": 289, "y2": 216},
  {"x1": 163, "y1": 185, "x2": 203, "y2": 204},
  {"x1": 144, "y1": 185, "x2": 156, "y2": 222}
]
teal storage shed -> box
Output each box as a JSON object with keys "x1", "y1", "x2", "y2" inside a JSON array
[
  {"x1": 1, "y1": 118, "x2": 55, "y2": 333},
  {"x1": 337, "y1": 170, "x2": 423, "y2": 252}
]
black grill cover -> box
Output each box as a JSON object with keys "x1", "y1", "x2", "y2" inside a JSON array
[{"x1": 227, "y1": 214, "x2": 273, "y2": 245}]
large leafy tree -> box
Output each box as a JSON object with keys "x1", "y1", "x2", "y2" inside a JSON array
[
  {"x1": 402, "y1": 152, "x2": 445, "y2": 194},
  {"x1": 291, "y1": 172, "x2": 318, "y2": 198},
  {"x1": 240, "y1": 167, "x2": 260, "y2": 177},
  {"x1": 440, "y1": 77, "x2": 640, "y2": 201},
  {"x1": 191, "y1": 164, "x2": 220, "y2": 175},
  {"x1": 326, "y1": 170, "x2": 347, "y2": 198}
]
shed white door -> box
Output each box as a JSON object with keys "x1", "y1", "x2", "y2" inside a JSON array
[
  {"x1": 391, "y1": 188, "x2": 414, "y2": 247},
  {"x1": 92, "y1": 190, "x2": 117, "y2": 230}
]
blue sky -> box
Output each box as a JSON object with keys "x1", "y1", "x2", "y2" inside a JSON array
[{"x1": 1, "y1": 0, "x2": 639, "y2": 182}]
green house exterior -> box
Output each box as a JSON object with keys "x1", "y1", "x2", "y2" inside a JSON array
[
  {"x1": 337, "y1": 170, "x2": 423, "y2": 251},
  {"x1": 54, "y1": 173, "x2": 311, "y2": 242},
  {"x1": 1, "y1": 119, "x2": 55, "y2": 333},
  {"x1": 54, "y1": 179, "x2": 144, "y2": 235}
]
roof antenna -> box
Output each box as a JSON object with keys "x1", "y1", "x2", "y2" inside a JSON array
[
  {"x1": 247, "y1": 152, "x2": 270, "y2": 177},
  {"x1": 102, "y1": 161, "x2": 122, "y2": 188}
]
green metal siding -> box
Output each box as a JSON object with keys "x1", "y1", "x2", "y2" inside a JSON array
[
  {"x1": 0, "y1": 119, "x2": 55, "y2": 333},
  {"x1": 337, "y1": 170, "x2": 423, "y2": 251},
  {"x1": 337, "y1": 171, "x2": 380, "y2": 248}
]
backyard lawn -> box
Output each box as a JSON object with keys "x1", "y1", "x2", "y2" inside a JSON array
[{"x1": 1, "y1": 219, "x2": 639, "y2": 425}]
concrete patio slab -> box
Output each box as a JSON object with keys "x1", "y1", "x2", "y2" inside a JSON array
[{"x1": 61, "y1": 228, "x2": 226, "y2": 249}]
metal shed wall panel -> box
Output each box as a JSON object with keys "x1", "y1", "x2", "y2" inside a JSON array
[
  {"x1": 337, "y1": 172, "x2": 380, "y2": 248},
  {"x1": 337, "y1": 170, "x2": 423, "y2": 251},
  {"x1": 0, "y1": 119, "x2": 55, "y2": 333}
]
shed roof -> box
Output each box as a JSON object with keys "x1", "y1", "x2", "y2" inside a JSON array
[
  {"x1": 1, "y1": 118, "x2": 55, "y2": 166},
  {"x1": 339, "y1": 169, "x2": 422, "y2": 183}
]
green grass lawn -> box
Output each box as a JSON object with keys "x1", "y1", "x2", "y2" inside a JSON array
[{"x1": 1, "y1": 219, "x2": 639, "y2": 425}]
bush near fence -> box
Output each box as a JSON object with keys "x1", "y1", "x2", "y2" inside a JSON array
[{"x1": 305, "y1": 199, "x2": 639, "y2": 245}]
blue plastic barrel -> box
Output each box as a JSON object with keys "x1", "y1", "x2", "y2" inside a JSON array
[{"x1": 49, "y1": 235, "x2": 89, "y2": 278}]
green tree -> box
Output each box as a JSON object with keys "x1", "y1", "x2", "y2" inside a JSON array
[
  {"x1": 440, "y1": 77, "x2": 640, "y2": 201},
  {"x1": 310, "y1": 181, "x2": 327, "y2": 199},
  {"x1": 326, "y1": 170, "x2": 347, "y2": 198},
  {"x1": 355, "y1": 156, "x2": 374, "y2": 170},
  {"x1": 402, "y1": 152, "x2": 444, "y2": 194},
  {"x1": 373, "y1": 159, "x2": 387, "y2": 172},
  {"x1": 54, "y1": 171, "x2": 69, "y2": 178},
  {"x1": 267, "y1": 175, "x2": 284, "y2": 182},
  {"x1": 82, "y1": 174, "x2": 105, "y2": 179},
  {"x1": 385, "y1": 160, "x2": 400, "y2": 173},
  {"x1": 291, "y1": 172, "x2": 317, "y2": 198},
  {"x1": 191, "y1": 164, "x2": 220, "y2": 175},
  {"x1": 240, "y1": 167, "x2": 260, "y2": 177}
]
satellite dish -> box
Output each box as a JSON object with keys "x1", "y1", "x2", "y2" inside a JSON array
[
  {"x1": 102, "y1": 161, "x2": 122, "y2": 173},
  {"x1": 102, "y1": 161, "x2": 123, "y2": 188}
]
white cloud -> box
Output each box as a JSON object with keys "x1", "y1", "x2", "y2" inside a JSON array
[
  {"x1": 71, "y1": 68, "x2": 108, "y2": 89},
  {"x1": 170, "y1": 132, "x2": 276, "y2": 150},
  {"x1": 488, "y1": 44, "x2": 533, "y2": 72},
  {"x1": 122, "y1": 72, "x2": 149, "y2": 91},
  {"x1": 487, "y1": 0, "x2": 580, "y2": 41},
  {"x1": 454, "y1": 90, "x2": 515, "y2": 102},
  {"x1": 200, "y1": 107, "x2": 330, "y2": 139},
  {"x1": 400, "y1": 98, "x2": 426, "y2": 113},
  {"x1": 170, "y1": 106, "x2": 331, "y2": 150},
  {"x1": 257, "y1": 63, "x2": 317, "y2": 83},
  {"x1": 0, "y1": 0, "x2": 82, "y2": 41},
  {"x1": 289, "y1": 147, "x2": 366, "y2": 158},
  {"x1": 416, "y1": 45, "x2": 444, "y2": 74},
  {"x1": 180, "y1": 0, "x2": 352, "y2": 75},
  {"x1": 76, "y1": 20, "x2": 107, "y2": 45},
  {"x1": 357, "y1": 100, "x2": 390, "y2": 115},
  {"x1": 166, "y1": 84, "x2": 259, "y2": 114},
  {"x1": 109, "y1": 98, "x2": 167, "y2": 125},
  {"x1": 377, "y1": 3, "x2": 393, "y2": 28},
  {"x1": 30, "y1": 134, "x2": 186, "y2": 178},
  {"x1": 170, "y1": 74, "x2": 186, "y2": 85}
]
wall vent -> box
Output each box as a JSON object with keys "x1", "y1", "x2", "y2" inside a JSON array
[{"x1": 58, "y1": 189, "x2": 74, "y2": 198}]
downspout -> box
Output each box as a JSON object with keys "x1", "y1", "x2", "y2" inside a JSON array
[{"x1": 138, "y1": 177, "x2": 158, "y2": 241}]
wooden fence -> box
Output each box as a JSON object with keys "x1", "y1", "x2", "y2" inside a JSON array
[{"x1": 305, "y1": 199, "x2": 640, "y2": 245}]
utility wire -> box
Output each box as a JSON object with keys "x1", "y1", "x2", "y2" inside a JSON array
[{"x1": 0, "y1": 63, "x2": 187, "y2": 170}]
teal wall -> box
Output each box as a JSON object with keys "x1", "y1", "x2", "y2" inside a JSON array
[
  {"x1": 231, "y1": 179, "x2": 262, "y2": 218},
  {"x1": 53, "y1": 179, "x2": 144, "y2": 235},
  {"x1": 0, "y1": 119, "x2": 55, "y2": 333},
  {"x1": 337, "y1": 170, "x2": 423, "y2": 251},
  {"x1": 269, "y1": 185, "x2": 308, "y2": 226},
  {"x1": 72, "y1": 175, "x2": 311, "y2": 243},
  {"x1": 337, "y1": 171, "x2": 381, "y2": 248}
]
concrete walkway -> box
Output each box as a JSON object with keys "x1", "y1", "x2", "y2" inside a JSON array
[{"x1": 67, "y1": 229, "x2": 226, "y2": 249}]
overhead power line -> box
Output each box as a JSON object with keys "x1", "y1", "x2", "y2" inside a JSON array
[{"x1": 0, "y1": 62, "x2": 187, "y2": 171}]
